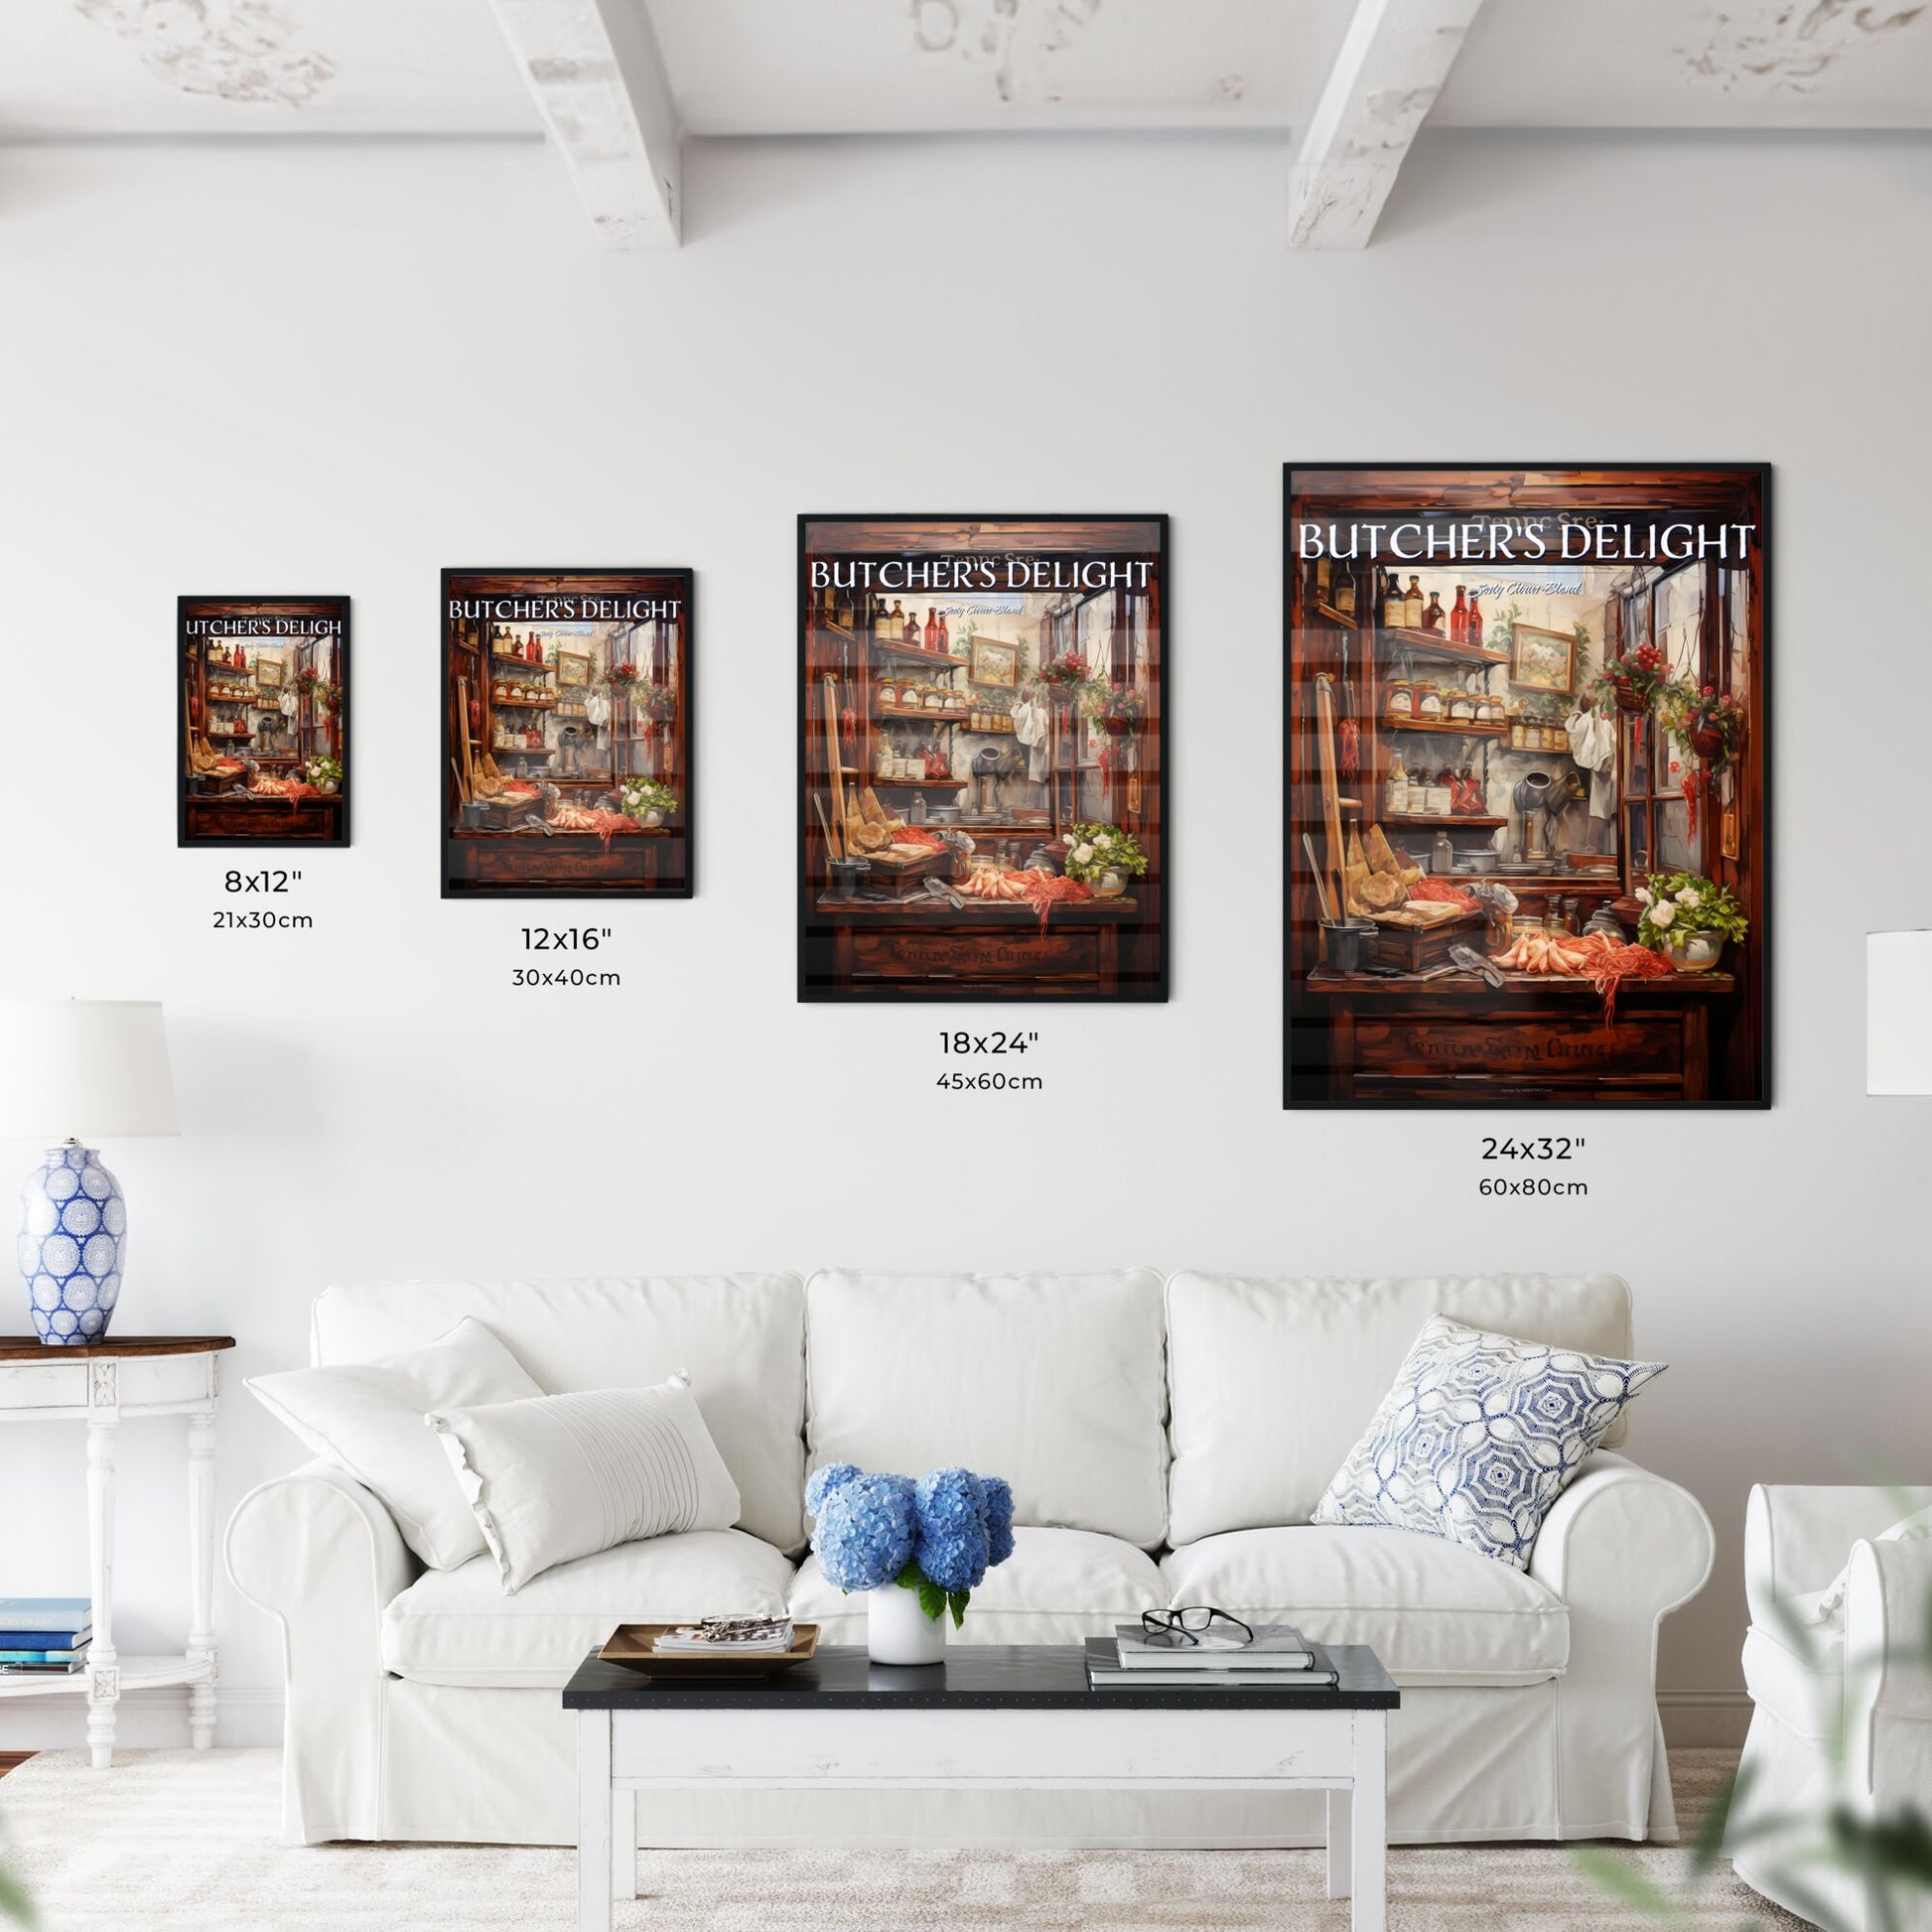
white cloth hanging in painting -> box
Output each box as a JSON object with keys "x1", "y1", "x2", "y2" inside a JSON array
[
  {"x1": 1011, "y1": 695, "x2": 1051, "y2": 782},
  {"x1": 1565, "y1": 701, "x2": 1616, "y2": 819},
  {"x1": 586, "y1": 689, "x2": 611, "y2": 748}
]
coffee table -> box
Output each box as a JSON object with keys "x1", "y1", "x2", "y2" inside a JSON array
[{"x1": 563, "y1": 1642, "x2": 1399, "y2": 1932}]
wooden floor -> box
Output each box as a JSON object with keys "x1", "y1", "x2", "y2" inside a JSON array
[{"x1": 0, "y1": 1753, "x2": 31, "y2": 1777}]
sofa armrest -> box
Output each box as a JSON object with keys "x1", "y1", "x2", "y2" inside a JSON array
[
  {"x1": 1844, "y1": 1536, "x2": 1932, "y2": 1804},
  {"x1": 1528, "y1": 1451, "x2": 1715, "y2": 1840},
  {"x1": 1532, "y1": 1450, "x2": 1715, "y2": 1617},
  {"x1": 224, "y1": 1459, "x2": 418, "y2": 1842},
  {"x1": 1744, "y1": 1484, "x2": 1932, "y2": 1628}
]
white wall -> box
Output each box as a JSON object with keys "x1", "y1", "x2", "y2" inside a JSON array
[{"x1": 1, "y1": 127, "x2": 1928, "y2": 1749}]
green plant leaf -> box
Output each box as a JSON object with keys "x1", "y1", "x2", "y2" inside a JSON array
[
  {"x1": 894, "y1": 1561, "x2": 924, "y2": 1591},
  {"x1": 1691, "y1": 1757, "x2": 1754, "y2": 1873},
  {"x1": 948, "y1": 1589, "x2": 970, "y2": 1630},
  {"x1": 1569, "y1": 1848, "x2": 1686, "y2": 1923},
  {"x1": 916, "y1": 1581, "x2": 947, "y2": 1623},
  {"x1": 0, "y1": 1859, "x2": 37, "y2": 1929}
]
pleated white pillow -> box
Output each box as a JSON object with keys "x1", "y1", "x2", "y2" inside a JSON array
[{"x1": 427, "y1": 1374, "x2": 742, "y2": 1592}]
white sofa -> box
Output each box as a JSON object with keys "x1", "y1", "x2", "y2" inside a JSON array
[
  {"x1": 1731, "y1": 1484, "x2": 1932, "y2": 1931},
  {"x1": 226, "y1": 1268, "x2": 1713, "y2": 1851}
]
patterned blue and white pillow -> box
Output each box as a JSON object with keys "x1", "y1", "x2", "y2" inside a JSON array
[{"x1": 1311, "y1": 1315, "x2": 1666, "y2": 1569}]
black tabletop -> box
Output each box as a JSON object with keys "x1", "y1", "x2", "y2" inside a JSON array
[{"x1": 562, "y1": 1642, "x2": 1398, "y2": 1712}]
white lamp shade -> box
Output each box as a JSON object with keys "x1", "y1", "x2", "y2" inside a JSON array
[
  {"x1": 0, "y1": 1000, "x2": 179, "y2": 1141},
  {"x1": 1867, "y1": 932, "x2": 1932, "y2": 1094}
]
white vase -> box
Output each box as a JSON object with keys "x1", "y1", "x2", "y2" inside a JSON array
[
  {"x1": 867, "y1": 1584, "x2": 947, "y2": 1666},
  {"x1": 639, "y1": 807, "x2": 664, "y2": 828},
  {"x1": 1091, "y1": 868, "x2": 1128, "y2": 898},
  {"x1": 1665, "y1": 930, "x2": 1724, "y2": 973}
]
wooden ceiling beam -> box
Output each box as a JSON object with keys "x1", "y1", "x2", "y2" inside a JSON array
[
  {"x1": 1288, "y1": 0, "x2": 1486, "y2": 250},
  {"x1": 482, "y1": 0, "x2": 681, "y2": 248}
]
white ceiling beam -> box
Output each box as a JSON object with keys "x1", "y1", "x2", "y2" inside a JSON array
[
  {"x1": 1289, "y1": 0, "x2": 1486, "y2": 250},
  {"x1": 483, "y1": 0, "x2": 681, "y2": 248}
]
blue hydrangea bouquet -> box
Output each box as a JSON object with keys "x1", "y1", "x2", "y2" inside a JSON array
[{"x1": 806, "y1": 1463, "x2": 1015, "y2": 1627}]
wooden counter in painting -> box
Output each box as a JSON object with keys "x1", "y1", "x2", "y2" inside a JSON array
[
  {"x1": 808, "y1": 894, "x2": 1141, "y2": 999},
  {"x1": 183, "y1": 794, "x2": 345, "y2": 844},
  {"x1": 1301, "y1": 968, "x2": 1736, "y2": 1105},
  {"x1": 446, "y1": 826, "x2": 681, "y2": 895}
]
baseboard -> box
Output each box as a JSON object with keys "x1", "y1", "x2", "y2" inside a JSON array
[
  {"x1": 1658, "y1": 1688, "x2": 1751, "y2": 1749},
  {"x1": 0, "y1": 1685, "x2": 285, "y2": 1753}
]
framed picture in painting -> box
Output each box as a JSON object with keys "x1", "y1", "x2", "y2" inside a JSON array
[
  {"x1": 969, "y1": 636, "x2": 1020, "y2": 688},
  {"x1": 799, "y1": 513, "x2": 1168, "y2": 1003},
  {"x1": 1509, "y1": 622, "x2": 1578, "y2": 695},
  {"x1": 441, "y1": 568, "x2": 693, "y2": 899}
]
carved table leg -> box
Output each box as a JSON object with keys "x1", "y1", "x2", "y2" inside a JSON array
[{"x1": 186, "y1": 1409, "x2": 218, "y2": 1748}]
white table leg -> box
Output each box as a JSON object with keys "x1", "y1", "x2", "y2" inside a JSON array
[
  {"x1": 1326, "y1": 1785, "x2": 1353, "y2": 1899},
  {"x1": 578, "y1": 1710, "x2": 614, "y2": 1932},
  {"x1": 186, "y1": 1409, "x2": 218, "y2": 1749},
  {"x1": 612, "y1": 1786, "x2": 636, "y2": 1901},
  {"x1": 85, "y1": 1416, "x2": 119, "y2": 1771},
  {"x1": 1350, "y1": 1710, "x2": 1387, "y2": 1932}
]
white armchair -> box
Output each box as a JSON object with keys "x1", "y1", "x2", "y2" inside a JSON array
[{"x1": 1731, "y1": 1484, "x2": 1932, "y2": 1932}]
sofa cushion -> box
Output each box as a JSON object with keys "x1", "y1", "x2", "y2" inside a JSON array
[
  {"x1": 1161, "y1": 1526, "x2": 1569, "y2": 1686},
  {"x1": 381, "y1": 1529, "x2": 794, "y2": 1688},
  {"x1": 248, "y1": 1316, "x2": 543, "y2": 1570},
  {"x1": 1165, "y1": 1272, "x2": 1637, "y2": 1545},
  {"x1": 805, "y1": 1269, "x2": 1169, "y2": 1550},
  {"x1": 312, "y1": 1276, "x2": 807, "y2": 1553},
  {"x1": 789, "y1": 1526, "x2": 1165, "y2": 1645}
]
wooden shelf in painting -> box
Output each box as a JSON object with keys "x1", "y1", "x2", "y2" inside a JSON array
[
  {"x1": 1376, "y1": 626, "x2": 1508, "y2": 666},
  {"x1": 875, "y1": 705, "x2": 966, "y2": 723},
  {"x1": 1311, "y1": 602, "x2": 1361, "y2": 628},
  {"x1": 868, "y1": 774, "x2": 970, "y2": 788},
  {"x1": 493, "y1": 748, "x2": 555, "y2": 759},
  {"x1": 1384, "y1": 717, "x2": 1508, "y2": 738},
  {"x1": 491, "y1": 654, "x2": 556, "y2": 674},
  {"x1": 1381, "y1": 813, "x2": 1506, "y2": 829},
  {"x1": 871, "y1": 639, "x2": 967, "y2": 669},
  {"x1": 492, "y1": 698, "x2": 558, "y2": 711}
]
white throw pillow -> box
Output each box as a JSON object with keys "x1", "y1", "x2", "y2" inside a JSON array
[
  {"x1": 428, "y1": 1375, "x2": 742, "y2": 1593},
  {"x1": 1810, "y1": 1503, "x2": 1932, "y2": 1625},
  {"x1": 248, "y1": 1316, "x2": 542, "y2": 1569},
  {"x1": 1311, "y1": 1314, "x2": 1666, "y2": 1569}
]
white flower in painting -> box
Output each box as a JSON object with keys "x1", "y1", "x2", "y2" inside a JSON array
[
  {"x1": 1676, "y1": 887, "x2": 1702, "y2": 907},
  {"x1": 1070, "y1": 844, "x2": 1094, "y2": 867},
  {"x1": 1650, "y1": 900, "x2": 1677, "y2": 929},
  {"x1": 1634, "y1": 887, "x2": 1653, "y2": 905}
]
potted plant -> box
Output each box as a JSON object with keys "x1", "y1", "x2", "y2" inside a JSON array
[
  {"x1": 602, "y1": 662, "x2": 642, "y2": 695},
  {"x1": 634, "y1": 684, "x2": 676, "y2": 726},
  {"x1": 1635, "y1": 870, "x2": 1747, "y2": 973},
  {"x1": 1590, "y1": 641, "x2": 1673, "y2": 715},
  {"x1": 805, "y1": 1462, "x2": 1015, "y2": 1665},
  {"x1": 1665, "y1": 683, "x2": 1744, "y2": 763},
  {"x1": 1034, "y1": 651, "x2": 1093, "y2": 714},
  {"x1": 621, "y1": 777, "x2": 676, "y2": 827},
  {"x1": 1081, "y1": 686, "x2": 1147, "y2": 737},
  {"x1": 1063, "y1": 821, "x2": 1148, "y2": 898},
  {"x1": 305, "y1": 755, "x2": 343, "y2": 795}
]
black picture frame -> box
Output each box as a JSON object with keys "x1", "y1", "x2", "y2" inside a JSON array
[
  {"x1": 1282, "y1": 462, "x2": 1771, "y2": 1111},
  {"x1": 440, "y1": 567, "x2": 696, "y2": 901},
  {"x1": 177, "y1": 594, "x2": 350, "y2": 849},
  {"x1": 797, "y1": 513, "x2": 1171, "y2": 1004}
]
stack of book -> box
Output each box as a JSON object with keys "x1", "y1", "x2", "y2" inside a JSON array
[
  {"x1": 1085, "y1": 1621, "x2": 1338, "y2": 1690},
  {"x1": 650, "y1": 1616, "x2": 794, "y2": 1656},
  {"x1": 0, "y1": 1598, "x2": 92, "y2": 1675}
]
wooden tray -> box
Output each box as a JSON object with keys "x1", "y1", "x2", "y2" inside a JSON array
[{"x1": 598, "y1": 1623, "x2": 819, "y2": 1678}]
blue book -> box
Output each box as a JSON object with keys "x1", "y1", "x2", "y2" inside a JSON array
[
  {"x1": 0, "y1": 1646, "x2": 87, "y2": 1665},
  {"x1": 0, "y1": 1627, "x2": 89, "y2": 1650},
  {"x1": 0, "y1": 1598, "x2": 90, "y2": 1633}
]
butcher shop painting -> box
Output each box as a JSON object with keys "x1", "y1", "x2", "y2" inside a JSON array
[
  {"x1": 799, "y1": 515, "x2": 1168, "y2": 1002},
  {"x1": 179, "y1": 596, "x2": 349, "y2": 847},
  {"x1": 442, "y1": 568, "x2": 693, "y2": 898},
  {"x1": 1285, "y1": 465, "x2": 1767, "y2": 1109}
]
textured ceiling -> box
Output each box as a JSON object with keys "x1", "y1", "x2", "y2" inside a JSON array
[{"x1": 2, "y1": 0, "x2": 1928, "y2": 139}]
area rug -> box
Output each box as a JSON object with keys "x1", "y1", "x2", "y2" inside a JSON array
[{"x1": 1, "y1": 1747, "x2": 1799, "y2": 1930}]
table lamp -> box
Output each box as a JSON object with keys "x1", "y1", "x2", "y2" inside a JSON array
[
  {"x1": 0, "y1": 1000, "x2": 178, "y2": 1344},
  {"x1": 1867, "y1": 932, "x2": 1932, "y2": 1094}
]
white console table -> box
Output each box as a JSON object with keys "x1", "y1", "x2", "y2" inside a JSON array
[{"x1": 0, "y1": 1335, "x2": 234, "y2": 1768}]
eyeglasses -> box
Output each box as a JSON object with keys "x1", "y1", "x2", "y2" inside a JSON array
[{"x1": 1138, "y1": 1606, "x2": 1254, "y2": 1649}]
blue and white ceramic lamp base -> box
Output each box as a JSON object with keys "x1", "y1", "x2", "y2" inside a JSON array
[{"x1": 18, "y1": 1145, "x2": 125, "y2": 1344}]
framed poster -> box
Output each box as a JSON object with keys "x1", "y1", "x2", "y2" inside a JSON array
[
  {"x1": 441, "y1": 568, "x2": 693, "y2": 899},
  {"x1": 799, "y1": 515, "x2": 1168, "y2": 1003},
  {"x1": 1284, "y1": 464, "x2": 1767, "y2": 1109},
  {"x1": 178, "y1": 595, "x2": 348, "y2": 848}
]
